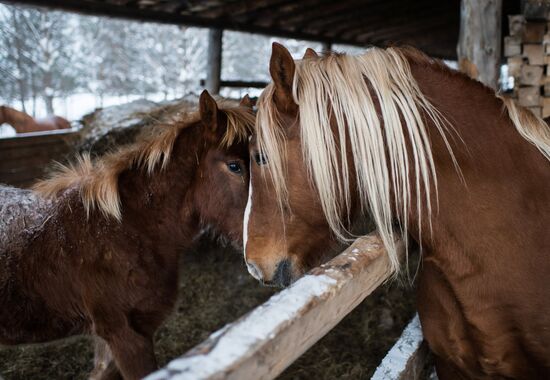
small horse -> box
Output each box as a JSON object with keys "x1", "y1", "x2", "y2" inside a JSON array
[
  {"x1": 243, "y1": 43, "x2": 550, "y2": 379},
  {"x1": 0, "y1": 105, "x2": 71, "y2": 133},
  {"x1": 0, "y1": 90, "x2": 255, "y2": 380}
]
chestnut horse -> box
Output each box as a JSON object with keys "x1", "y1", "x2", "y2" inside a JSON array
[
  {"x1": 0, "y1": 90, "x2": 254, "y2": 380},
  {"x1": 243, "y1": 43, "x2": 550, "y2": 379},
  {"x1": 0, "y1": 105, "x2": 71, "y2": 133}
]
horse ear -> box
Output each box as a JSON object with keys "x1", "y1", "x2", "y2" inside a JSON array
[
  {"x1": 303, "y1": 48, "x2": 318, "y2": 59},
  {"x1": 239, "y1": 94, "x2": 254, "y2": 109},
  {"x1": 199, "y1": 89, "x2": 219, "y2": 131},
  {"x1": 270, "y1": 42, "x2": 296, "y2": 111}
]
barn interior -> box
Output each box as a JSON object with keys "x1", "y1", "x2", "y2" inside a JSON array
[{"x1": 0, "y1": 0, "x2": 538, "y2": 379}]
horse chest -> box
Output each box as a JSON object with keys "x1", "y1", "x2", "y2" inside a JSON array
[{"x1": 417, "y1": 259, "x2": 550, "y2": 379}]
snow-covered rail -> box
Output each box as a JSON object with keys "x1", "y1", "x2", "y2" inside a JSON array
[{"x1": 146, "y1": 233, "x2": 427, "y2": 380}]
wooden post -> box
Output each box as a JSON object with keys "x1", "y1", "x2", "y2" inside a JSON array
[
  {"x1": 321, "y1": 41, "x2": 332, "y2": 53},
  {"x1": 457, "y1": 0, "x2": 502, "y2": 89},
  {"x1": 206, "y1": 28, "x2": 223, "y2": 95}
]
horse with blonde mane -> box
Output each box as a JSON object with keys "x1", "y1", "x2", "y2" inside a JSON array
[
  {"x1": 0, "y1": 91, "x2": 254, "y2": 380},
  {"x1": 0, "y1": 105, "x2": 71, "y2": 133},
  {"x1": 243, "y1": 43, "x2": 550, "y2": 379}
]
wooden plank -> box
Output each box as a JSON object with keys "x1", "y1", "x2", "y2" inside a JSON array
[
  {"x1": 523, "y1": 44, "x2": 544, "y2": 65},
  {"x1": 543, "y1": 33, "x2": 550, "y2": 54},
  {"x1": 522, "y1": 21, "x2": 546, "y2": 43},
  {"x1": 371, "y1": 314, "x2": 428, "y2": 380},
  {"x1": 504, "y1": 36, "x2": 521, "y2": 57},
  {"x1": 544, "y1": 77, "x2": 550, "y2": 96},
  {"x1": 457, "y1": 0, "x2": 502, "y2": 89},
  {"x1": 542, "y1": 97, "x2": 550, "y2": 118},
  {"x1": 0, "y1": 143, "x2": 71, "y2": 160},
  {"x1": 0, "y1": 167, "x2": 47, "y2": 186},
  {"x1": 0, "y1": 130, "x2": 77, "y2": 149},
  {"x1": 518, "y1": 86, "x2": 541, "y2": 107},
  {"x1": 520, "y1": 64, "x2": 543, "y2": 85},
  {"x1": 507, "y1": 56, "x2": 523, "y2": 77},
  {"x1": 508, "y1": 15, "x2": 526, "y2": 37},
  {"x1": 528, "y1": 106, "x2": 542, "y2": 117},
  {"x1": 145, "y1": 233, "x2": 402, "y2": 380},
  {"x1": 0, "y1": 154, "x2": 63, "y2": 171}
]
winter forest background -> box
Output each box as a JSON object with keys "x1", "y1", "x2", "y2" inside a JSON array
[{"x1": 0, "y1": 2, "x2": 366, "y2": 137}]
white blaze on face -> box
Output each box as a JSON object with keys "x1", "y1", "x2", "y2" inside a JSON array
[
  {"x1": 243, "y1": 161, "x2": 253, "y2": 260},
  {"x1": 243, "y1": 164, "x2": 262, "y2": 281}
]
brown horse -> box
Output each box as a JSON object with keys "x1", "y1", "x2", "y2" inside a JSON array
[
  {"x1": 0, "y1": 105, "x2": 71, "y2": 133},
  {"x1": 0, "y1": 90, "x2": 254, "y2": 380},
  {"x1": 243, "y1": 43, "x2": 550, "y2": 379}
]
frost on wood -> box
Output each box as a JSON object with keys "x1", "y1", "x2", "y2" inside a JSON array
[
  {"x1": 371, "y1": 314, "x2": 426, "y2": 380},
  {"x1": 147, "y1": 274, "x2": 337, "y2": 380},
  {"x1": 146, "y1": 233, "x2": 398, "y2": 380},
  {"x1": 0, "y1": 185, "x2": 53, "y2": 254}
]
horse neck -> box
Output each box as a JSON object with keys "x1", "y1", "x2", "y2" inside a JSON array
[{"x1": 405, "y1": 61, "x2": 550, "y2": 264}]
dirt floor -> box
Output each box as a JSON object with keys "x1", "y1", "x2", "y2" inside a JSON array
[{"x1": 0, "y1": 238, "x2": 418, "y2": 380}]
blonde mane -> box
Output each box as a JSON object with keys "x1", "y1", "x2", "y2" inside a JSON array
[
  {"x1": 256, "y1": 47, "x2": 458, "y2": 273},
  {"x1": 34, "y1": 104, "x2": 255, "y2": 220},
  {"x1": 499, "y1": 96, "x2": 550, "y2": 161}
]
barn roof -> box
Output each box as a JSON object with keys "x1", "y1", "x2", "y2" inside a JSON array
[{"x1": 7, "y1": 0, "x2": 521, "y2": 60}]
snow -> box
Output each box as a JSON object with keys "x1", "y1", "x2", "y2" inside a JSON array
[
  {"x1": 0, "y1": 125, "x2": 16, "y2": 138},
  {"x1": 145, "y1": 274, "x2": 337, "y2": 380},
  {"x1": 0, "y1": 185, "x2": 54, "y2": 253},
  {"x1": 371, "y1": 314, "x2": 424, "y2": 380}
]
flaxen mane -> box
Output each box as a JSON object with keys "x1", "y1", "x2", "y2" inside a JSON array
[
  {"x1": 256, "y1": 46, "x2": 550, "y2": 273},
  {"x1": 34, "y1": 105, "x2": 254, "y2": 220}
]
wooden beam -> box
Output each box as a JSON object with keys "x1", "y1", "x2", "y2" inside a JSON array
[
  {"x1": 199, "y1": 79, "x2": 268, "y2": 89},
  {"x1": 236, "y1": 0, "x2": 333, "y2": 26},
  {"x1": 371, "y1": 314, "x2": 429, "y2": 380},
  {"x1": 201, "y1": 0, "x2": 295, "y2": 20},
  {"x1": 206, "y1": 28, "x2": 223, "y2": 95},
  {"x1": 457, "y1": 0, "x2": 502, "y2": 89},
  {"x1": 303, "y1": 0, "x2": 408, "y2": 34},
  {"x1": 145, "y1": 233, "x2": 402, "y2": 380},
  {"x1": 364, "y1": 19, "x2": 453, "y2": 45},
  {"x1": 332, "y1": 3, "x2": 455, "y2": 40},
  {"x1": 277, "y1": 0, "x2": 370, "y2": 29}
]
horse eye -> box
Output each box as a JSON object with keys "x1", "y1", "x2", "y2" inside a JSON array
[
  {"x1": 227, "y1": 162, "x2": 242, "y2": 174},
  {"x1": 254, "y1": 153, "x2": 268, "y2": 165}
]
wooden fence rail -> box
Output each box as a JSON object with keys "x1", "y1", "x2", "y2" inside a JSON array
[
  {"x1": 146, "y1": 233, "x2": 416, "y2": 380},
  {"x1": 0, "y1": 129, "x2": 78, "y2": 188}
]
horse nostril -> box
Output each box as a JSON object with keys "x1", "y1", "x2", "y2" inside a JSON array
[
  {"x1": 246, "y1": 261, "x2": 263, "y2": 281},
  {"x1": 273, "y1": 259, "x2": 292, "y2": 288}
]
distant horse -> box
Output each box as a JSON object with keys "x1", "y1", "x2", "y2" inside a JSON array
[
  {"x1": 0, "y1": 105, "x2": 71, "y2": 133},
  {"x1": 0, "y1": 90, "x2": 255, "y2": 380},
  {"x1": 243, "y1": 43, "x2": 550, "y2": 379}
]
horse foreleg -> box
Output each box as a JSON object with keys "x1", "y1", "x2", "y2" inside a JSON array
[
  {"x1": 434, "y1": 355, "x2": 472, "y2": 380},
  {"x1": 89, "y1": 337, "x2": 121, "y2": 380},
  {"x1": 101, "y1": 328, "x2": 157, "y2": 380}
]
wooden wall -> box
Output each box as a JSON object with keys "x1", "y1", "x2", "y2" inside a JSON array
[{"x1": 0, "y1": 130, "x2": 78, "y2": 188}]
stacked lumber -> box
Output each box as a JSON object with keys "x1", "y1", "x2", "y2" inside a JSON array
[{"x1": 504, "y1": 13, "x2": 550, "y2": 118}]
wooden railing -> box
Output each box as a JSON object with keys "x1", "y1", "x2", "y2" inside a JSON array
[
  {"x1": 146, "y1": 233, "x2": 428, "y2": 380},
  {"x1": 0, "y1": 129, "x2": 78, "y2": 188}
]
